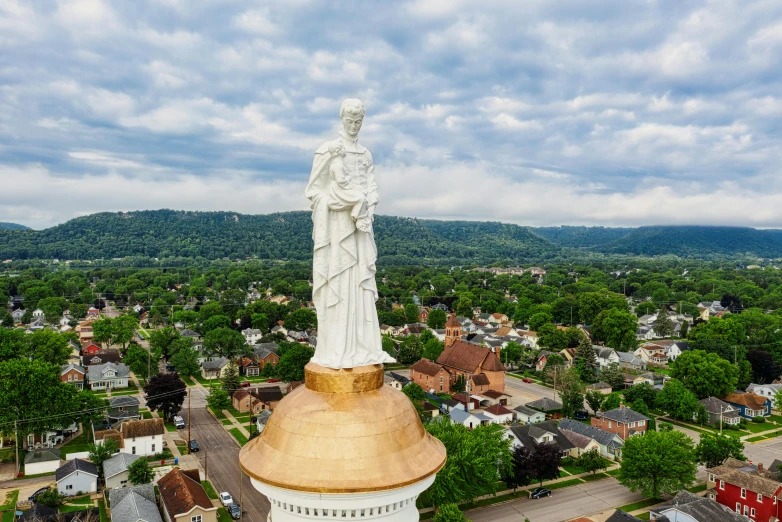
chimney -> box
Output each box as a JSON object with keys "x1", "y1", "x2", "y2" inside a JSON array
[
  {"x1": 619, "y1": 401, "x2": 625, "y2": 409},
  {"x1": 759, "y1": 462, "x2": 764, "y2": 473}
]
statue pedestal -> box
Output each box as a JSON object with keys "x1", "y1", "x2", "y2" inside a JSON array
[{"x1": 239, "y1": 362, "x2": 446, "y2": 521}]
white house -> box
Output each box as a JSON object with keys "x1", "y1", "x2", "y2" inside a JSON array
[
  {"x1": 119, "y1": 419, "x2": 165, "y2": 457},
  {"x1": 103, "y1": 452, "x2": 146, "y2": 490},
  {"x1": 241, "y1": 328, "x2": 264, "y2": 345},
  {"x1": 593, "y1": 346, "x2": 621, "y2": 368},
  {"x1": 512, "y1": 405, "x2": 546, "y2": 425},
  {"x1": 24, "y1": 448, "x2": 61, "y2": 475},
  {"x1": 11, "y1": 309, "x2": 25, "y2": 323},
  {"x1": 746, "y1": 383, "x2": 782, "y2": 400},
  {"x1": 32, "y1": 308, "x2": 44, "y2": 318},
  {"x1": 56, "y1": 459, "x2": 98, "y2": 496},
  {"x1": 482, "y1": 404, "x2": 514, "y2": 424},
  {"x1": 449, "y1": 408, "x2": 490, "y2": 429},
  {"x1": 86, "y1": 362, "x2": 130, "y2": 390}
]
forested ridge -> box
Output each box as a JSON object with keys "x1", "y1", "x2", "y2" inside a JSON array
[
  {"x1": 0, "y1": 222, "x2": 29, "y2": 231},
  {"x1": 2, "y1": 210, "x2": 782, "y2": 263}
]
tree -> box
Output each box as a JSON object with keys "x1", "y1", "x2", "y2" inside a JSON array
[
  {"x1": 635, "y1": 302, "x2": 657, "y2": 317},
  {"x1": 537, "y1": 324, "x2": 568, "y2": 350},
  {"x1": 530, "y1": 442, "x2": 562, "y2": 485},
  {"x1": 654, "y1": 306, "x2": 674, "y2": 338},
  {"x1": 275, "y1": 344, "x2": 314, "y2": 382},
  {"x1": 623, "y1": 383, "x2": 658, "y2": 410},
  {"x1": 688, "y1": 317, "x2": 746, "y2": 362},
  {"x1": 144, "y1": 373, "x2": 187, "y2": 419},
  {"x1": 260, "y1": 361, "x2": 277, "y2": 378},
  {"x1": 421, "y1": 419, "x2": 512, "y2": 508},
  {"x1": 113, "y1": 315, "x2": 138, "y2": 350},
  {"x1": 776, "y1": 390, "x2": 782, "y2": 413},
  {"x1": 528, "y1": 312, "x2": 553, "y2": 332},
  {"x1": 88, "y1": 438, "x2": 119, "y2": 475},
  {"x1": 747, "y1": 350, "x2": 782, "y2": 384},
  {"x1": 655, "y1": 379, "x2": 699, "y2": 420},
  {"x1": 541, "y1": 353, "x2": 566, "y2": 385},
  {"x1": 221, "y1": 360, "x2": 241, "y2": 393},
  {"x1": 124, "y1": 344, "x2": 159, "y2": 381},
  {"x1": 680, "y1": 320, "x2": 689, "y2": 338},
  {"x1": 36, "y1": 489, "x2": 65, "y2": 509},
  {"x1": 501, "y1": 341, "x2": 522, "y2": 369},
  {"x1": 251, "y1": 313, "x2": 269, "y2": 330},
  {"x1": 128, "y1": 458, "x2": 154, "y2": 485},
  {"x1": 578, "y1": 449, "x2": 608, "y2": 474},
  {"x1": 601, "y1": 393, "x2": 622, "y2": 412},
  {"x1": 695, "y1": 433, "x2": 745, "y2": 468},
  {"x1": 169, "y1": 347, "x2": 201, "y2": 378},
  {"x1": 149, "y1": 327, "x2": 179, "y2": 360},
  {"x1": 433, "y1": 504, "x2": 468, "y2": 522},
  {"x1": 1, "y1": 313, "x2": 13, "y2": 328},
  {"x1": 285, "y1": 308, "x2": 317, "y2": 331},
  {"x1": 382, "y1": 336, "x2": 397, "y2": 359},
  {"x1": 403, "y1": 383, "x2": 426, "y2": 402},
  {"x1": 398, "y1": 337, "x2": 422, "y2": 365},
  {"x1": 669, "y1": 350, "x2": 738, "y2": 399},
  {"x1": 452, "y1": 375, "x2": 466, "y2": 394},
  {"x1": 27, "y1": 330, "x2": 73, "y2": 365},
  {"x1": 404, "y1": 304, "x2": 420, "y2": 324},
  {"x1": 454, "y1": 298, "x2": 473, "y2": 319},
  {"x1": 202, "y1": 315, "x2": 232, "y2": 333},
  {"x1": 422, "y1": 338, "x2": 444, "y2": 362},
  {"x1": 505, "y1": 446, "x2": 534, "y2": 491},
  {"x1": 427, "y1": 309, "x2": 447, "y2": 329},
  {"x1": 204, "y1": 328, "x2": 247, "y2": 359},
  {"x1": 618, "y1": 429, "x2": 697, "y2": 499},
  {"x1": 585, "y1": 390, "x2": 605, "y2": 414},
  {"x1": 594, "y1": 309, "x2": 637, "y2": 351},
  {"x1": 599, "y1": 363, "x2": 626, "y2": 390},
  {"x1": 574, "y1": 336, "x2": 597, "y2": 381},
  {"x1": 207, "y1": 387, "x2": 231, "y2": 412},
  {"x1": 92, "y1": 318, "x2": 115, "y2": 346},
  {"x1": 557, "y1": 368, "x2": 584, "y2": 419}
]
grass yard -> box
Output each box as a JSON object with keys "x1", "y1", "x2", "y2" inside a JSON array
[
  {"x1": 18, "y1": 471, "x2": 56, "y2": 479},
  {"x1": 0, "y1": 490, "x2": 18, "y2": 511},
  {"x1": 226, "y1": 406, "x2": 242, "y2": 417},
  {"x1": 0, "y1": 448, "x2": 15, "y2": 464},
  {"x1": 560, "y1": 457, "x2": 612, "y2": 476},
  {"x1": 635, "y1": 512, "x2": 651, "y2": 520},
  {"x1": 64, "y1": 496, "x2": 93, "y2": 505},
  {"x1": 581, "y1": 473, "x2": 610, "y2": 482},
  {"x1": 617, "y1": 499, "x2": 661, "y2": 512},
  {"x1": 545, "y1": 478, "x2": 585, "y2": 490},
  {"x1": 202, "y1": 480, "x2": 219, "y2": 499},
  {"x1": 217, "y1": 508, "x2": 233, "y2": 522},
  {"x1": 2, "y1": 511, "x2": 14, "y2": 522},
  {"x1": 98, "y1": 500, "x2": 108, "y2": 522},
  {"x1": 140, "y1": 411, "x2": 153, "y2": 419},
  {"x1": 221, "y1": 419, "x2": 233, "y2": 426},
  {"x1": 60, "y1": 504, "x2": 93, "y2": 513},
  {"x1": 687, "y1": 483, "x2": 707, "y2": 493},
  {"x1": 229, "y1": 428, "x2": 248, "y2": 445},
  {"x1": 164, "y1": 421, "x2": 178, "y2": 432},
  {"x1": 606, "y1": 468, "x2": 621, "y2": 477},
  {"x1": 209, "y1": 408, "x2": 226, "y2": 420}
]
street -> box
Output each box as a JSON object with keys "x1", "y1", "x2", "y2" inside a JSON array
[
  {"x1": 465, "y1": 478, "x2": 646, "y2": 522},
  {"x1": 188, "y1": 407, "x2": 271, "y2": 522}
]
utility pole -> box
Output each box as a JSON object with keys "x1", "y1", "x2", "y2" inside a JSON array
[
  {"x1": 240, "y1": 466, "x2": 244, "y2": 522},
  {"x1": 14, "y1": 420, "x2": 19, "y2": 475},
  {"x1": 187, "y1": 388, "x2": 191, "y2": 450},
  {"x1": 720, "y1": 406, "x2": 723, "y2": 435},
  {"x1": 204, "y1": 448, "x2": 208, "y2": 481}
]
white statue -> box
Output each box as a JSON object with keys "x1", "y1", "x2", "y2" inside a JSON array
[{"x1": 305, "y1": 99, "x2": 395, "y2": 369}]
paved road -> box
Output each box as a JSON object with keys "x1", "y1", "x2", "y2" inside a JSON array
[
  {"x1": 465, "y1": 478, "x2": 645, "y2": 522},
  {"x1": 504, "y1": 375, "x2": 557, "y2": 402},
  {"x1": 188, "y1": 407, "x2": 270, "y2": 522},
  {"x1": 745, "y1": 437, "x2": 782, "y2": 465}
]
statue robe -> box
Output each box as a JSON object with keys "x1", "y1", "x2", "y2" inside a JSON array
[{"x1": 305, "y1": 133, "x2": 394, "y2": 369}]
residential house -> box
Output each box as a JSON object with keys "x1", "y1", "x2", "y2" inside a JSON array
[
  {"x1": 698, "y1": 301, "x2": 729, "y2": 321},
  {"x1": 517, "y1": 330, "x2": 539, "y2": 349},
  {"x1": 24, "y1": 448, "x2": 61, "y2": 475},
  {"x1": 56, "y1": 459, "x2": 98, "y2": 496},
  {"x1": 746, "y1": 383, "x2": 782, "y2": 400},
  {"x1": 593, "y1": 346, "x2": 621, "y2": 368},
  {"x1": 241, "y1": 328, "x2": 264, "y2": 345},
  {"x1": 558, "y1": 418, "x2": 624, "y2": 460},
  {"x1": 77, "y1": 321, "x2": 94, "y2": 344},
  {"x1": 255, "y1": 410, "x2": 272, "y2": 435},
  {"x1": 82, "y1": 343, "x2": 103, "y2": 356},
  {"x1": 418, "y1": 308, "x2": 429, "y2": 323},
  {"x1": 103, "y1": 453, "x2": 146, "y2": 489},
  {"x1": 526, "y1": 397, "x2": 563, "y2": 412},
  {"x1": 449, "y1": 408, "x2": 491, "y2": 429},
  {"x1": 27, "y1": 317, "x2": 45, "y2": 331},
  {"x1": 384, "y1": 372, "x2": 410, "y2": 390},
  {"x1": 706, "y1": 458, "x2": 780, "y2": 521},
  {"x1": 60, "y1": 363, "x2": 85, "y2": 390},
  {"x1": 237, "y1": 357, "x2": 260, "y2": 377},
  {"x1": 410, "y1": 359, "x2": 451, "y2": 393},
  {"x1": 32, "y1": 308, "x2": 44, "y2": 318},
  {"x1": 616, "y1": 351, "x2": 646, "y2": 371},
  {"x1": 232, "y1": 389, "x2": 260, "y2": 413},
  {"x1": 108, "y1": 396, "x2": 141, "y2": 422},
  {"x1": 83, "y1": 349, "x2": 122, "y2": 366},
  {"x1": 489, "y1": 313, "x2": 509, "y2": 325},
  {"x1": 200, "y1": 358, "x2": 229, "y2": 380},
  {"x1": 560, "y1": 430, "x2": 602, "y2": 457},
  {"x1": 481, "y1": 389, "x2": 509, "y2": 406},
  {"x1": 109, "y1": 483, "x2": 163, "y2": 522},
  {"x1": 651, "y1": 490, "x2": 750, "y2": 522},
  {"x1": 568, "y1": 511, "x2": 642, "y2": 522},
  {"x1": 635, "y1": 343, "x2": 670, "y2": 365},
  {"x1": 270, "y1": 324, "x2": 287, "y2": 336},
  {"x1": 634, "y1": 372, "x2": 667, "y2": 388},
  {"x1": 252, "y1": 343, "x2": 280, "y2": 370},
  {"x1": 512, "y1": 405, "x2": 546, "y2": 425},
  {"x1": 586, "y1": 382, "x2": 613, "y2": 396},
  {"x1": 724, "y1": 392, "x2": 772, "y2": 419},
  {"x1": 11, "y1": 308, "x2": 25, "y2": 323},
  {"x1": 483, "y1": 404, "x2": 514, "y2": 424},
  {"x1": 119, "y1": 418, "x2": 165, "y2": 456},
  {"x1": 86, "y1": 362, "x2": 130, "y2": 390},
  {"x1": 158, "y1": 468, "x2": 218, "y2": 522},
  {"x1": 250, "y1": 387, "x2": 284, "y2": 412},
  {"x1": 87, "y1": 307, "x2": 100, "y2": 318},
  {"x1": 591, "y1": 406, "x2": 649, "y2": 441},
  {"x1": 379, "y1": 325, "x2": 399, "y2": 336},
  {"x1": 451, "y1": 393, "x2": 480, "y2": 411},
  {"x1": 505, "y1": 421, "x2": 576, "y2": 458},
  {"x1": 560, "y1": 348, "x2": 578, "y2": 368},
  {"x1": 698, "y1": 397, "x2": 741, "y2": 427},
  {"x1": 94, "y1": 429, "x2": 124, "y2": 450},
  {"x1": 536, "y1": 350, "x2": 554, "y2": 372}
]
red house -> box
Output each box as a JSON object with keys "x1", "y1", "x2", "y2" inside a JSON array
[
  {"x1": 82, "y1": 344, "x2": 102, "y2": 355},
  {"x1": 591, "y1": 405, "x2": 649, "y2": 441},
  {"x1": 707, "y1": 458, "x2": 782, "y2": 521}
]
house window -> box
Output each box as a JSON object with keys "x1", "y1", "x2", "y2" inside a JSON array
[
  {"x1": 735, "y1": 502, "x2": 740, "y2": 513},
  {"x1": 708, "y1": 473, "x2": 715, "y2": 483},
  {"x1": 151, "y1": 444, "x2": 155, "y2": 453},
  {"x1": 66, "y1": 485, "x2": 73, "y2": 490},
  {"x1": 629, "y1": 422, "x2": 635, "y2": 428},
  {"x1": 741, "y1": 488, "x2": 746, "y2": 499},
  {"x1": 744, "y1": 506, "x2": 748, "y2": 516},
  {"x1": 751, "y1": 508, "x2": 756, "y2": 517},
  {"x1": 720, "y1": 480, "x2": 725, "y2": 490},
  {"x1": 132, "y1": 447, "x2": 136, "y2": 454},
  {"x1": 637, "y1": 420, "x2": 645, "y2": 426},
  {"x1": 192, "y1": 516, "x2": 202, "y2": 522},
  {"x1": 758, "y1": 493, "x2": 763, "y2": 502}
]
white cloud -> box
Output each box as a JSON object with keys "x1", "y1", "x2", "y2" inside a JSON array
[{"x1": 490, "y1": 113, "x2": 543, "y2": 131}]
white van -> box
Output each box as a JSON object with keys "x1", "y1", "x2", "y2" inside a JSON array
[{"x1": 173, "y1": 415, "x2": 185, "y2": 429}]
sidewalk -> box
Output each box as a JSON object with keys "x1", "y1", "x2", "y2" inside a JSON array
[{"x1": 222, "y1": 410, "x2": 250, "y2": 438}]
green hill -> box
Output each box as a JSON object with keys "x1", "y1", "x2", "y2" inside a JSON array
[
  {"x1": 0, "y1": 222, "x2": 30, "y2": 231},
  {"x1": 0, "y1": 210, "x2": 560, "y2": 264},
  {"x1": 532, "y1": 225, "x2": 633, "y2": 248}
]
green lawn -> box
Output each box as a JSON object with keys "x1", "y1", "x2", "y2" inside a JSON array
[
  {"x1": 140, "y1": 411, "x2": 153, "y2": 419},
  {"x1": 164, "y1": 421, "x2": 178, "y2": 432},
  {"x1": 217, "y1": 508, "x2": 233, "y2": 522},
  {"x1": 0, "y1": 448, "x2": 15, "y2": 464},
  {"x1": 545, "y1": 478, "x2": 585, "y2": 490},
  {"x1": 226, "y1": 406, "x2": 242, "y2": 417},
  {"x1": 606, "y1": 468, "x2": 621, "y2": 477},
  {"x1": 687, "y1": 483, "x2": 707, "y2": 493},
  {"x1": 221, "y1": 419, "x2": 233, "y2": 426},
  {"x1": 61, "y1": 504, "x2": 93, "y2": 513},
  {"x1": 202, "y1": 480, "x2": 219, "y2": 500},
  {"x1": 61, "y1": 431, "x2": 91, "y2": 456},
  {"x1": 18, "y1": 471, "x2": 56, "y2": 479},
  {"x1": 560, "y1": 457, "x2": 612, "y2": 476},
  {"x1": 635, "y1": 512, "x2": 651, "y2": 520},
  {"x1": 0, "y1": 490, "x2": 18, "y2": 511},
  {"x1": 64, "y1": 496, "x2": 93, "y2": 505},
  {"x1": 98, "y1": 500, "x2": 108, "y2": 522},
  {"x1": 581, "y1": 473, "x2": 610, "y2": 482},
  {"x1": 209, "y1": 408, "x2": 226, "y2": 420},
  {"x1": 2, "y1": 511, "x2": 14, "y2": 522},
  {"x1": 229, "y1": 428, "x2": 248, "y2": 445},
  {"x1": 617, "y1": 499, "x2": 661, "y2": 512}
]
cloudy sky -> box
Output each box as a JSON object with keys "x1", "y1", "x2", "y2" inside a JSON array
[{"x1": 2, "y1": 0, "x2": 782, "y2": 230}]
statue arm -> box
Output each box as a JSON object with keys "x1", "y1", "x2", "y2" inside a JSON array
[{"x1": 365, "y1": 151, "x2": 379, "y2": 210}]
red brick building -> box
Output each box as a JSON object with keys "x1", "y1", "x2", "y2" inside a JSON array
[
  {"x1": 410, "y1": 359, "x2": 451, "y2": 393},
  {"x1": 590, "y1": 405, "x2": 649, "y2": 440},
  {"x1": 707, "y1": 458, "x2": 782, "y2": 521},
  {"x1": 60, "y1": 363, "x2": 85, "y2": 390}
]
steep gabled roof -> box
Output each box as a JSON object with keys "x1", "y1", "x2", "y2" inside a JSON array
[
  {"x1": 251, "y1": 386, "x2": 284, "y2": 403},
  {"x1": 558, "y1": 418, "x2": 624, "y2": 448},
  {"x1": 724, "y1": 392, "x2": 769, "y2": 411},
  {"x1": 56, "y1": 458, "x2": 98, "y2": 481},
  {"x1": 599, "y1": 406, "x2": 649, "y2": 424},
  {"x1": 158, "y1": 468, "x2": 215, "y2": 518},
  {"x1": 109, "y1": 484, "x2": 162, "y2": 522},
  {"x1": 103, "y1": 453, "x2": 145, "y2": 479},
  {"x1": 438, "y1": 340, "x2": 504, "y2": 373},
  {"x1": 410, "y1": 358, "x2": 445, "y2": 377},
  {"x1": 121, "y1": 418, "x2": 165, "y2": 438}
]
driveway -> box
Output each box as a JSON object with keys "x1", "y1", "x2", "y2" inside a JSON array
[
  {"x1": 188, "y1": 407, "x2": 270, "y2": 522},
  {"x1": 465, "y1": 478, "x2": 645, "y2": 522}
]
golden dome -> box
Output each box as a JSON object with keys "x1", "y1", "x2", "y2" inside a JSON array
[{"x1": 239, "y1": 362, "x2": 447, "y2": 494}]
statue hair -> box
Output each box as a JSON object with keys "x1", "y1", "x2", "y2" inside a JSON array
[{"x1": 340, "y1": 99, "x2": 365, "y2": 118}]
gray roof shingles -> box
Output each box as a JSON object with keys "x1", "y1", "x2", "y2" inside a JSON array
[
  {"x1": 56, "y1": 458, "x2": 98, "y2": 481},
  {"x1": 109, "y1": 483, "x2": 163, "y2": 522},
  {"x1": 103, "y1": 452, "x2": 145, "y2": 479}
]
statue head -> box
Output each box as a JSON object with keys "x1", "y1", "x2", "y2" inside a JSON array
[{"x1": 340, "y1": 98, "x2": 364, "y2": 138}]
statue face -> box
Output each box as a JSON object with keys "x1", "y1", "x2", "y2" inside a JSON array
[{"x1": 341, "y1": 113, "x2": 363, "y2": 137}]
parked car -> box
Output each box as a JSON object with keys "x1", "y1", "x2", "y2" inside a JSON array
[
  {"x1": 174, "y1": 415, "x2": 186, "y2": 429},
  {"x1": 530, "y1": 487, "x2": 551, "y2": 499},
  {"x1": 219, "y1": 492, "x2": 234, "y2": 507},
  {"x1": 268, "y1": 378, "x2": 279, "y2": 383},
  {"x1": 189, "y1": 440, "x2": 200, "y2": 452},
  {"x1": 29, "y1": 487, "x2": 50, "y2": 502},
  {"x1": 227, "y1": 503, "x2": 241, "y2": 520},
  {"x1": 574, "y1": 410, "x2": 589, "y2": 421},
  {"x1": 241, "y1": 381, "x2": 251, "y2": 387},
  {"x1": 522, "y1": 378, "x2": 533, "y2": 383}
]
